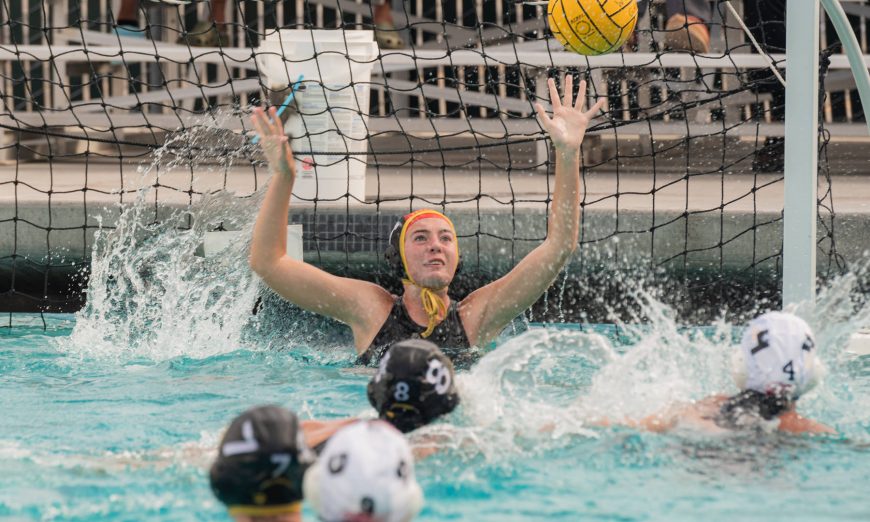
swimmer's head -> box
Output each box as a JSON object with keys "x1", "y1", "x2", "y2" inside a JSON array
[
  {"x1": 732, "y1": 311, "x2": 825, "y2": 400},
  {"x1": 367, "y1": 339, "x2": 460, "y2": 433},
  {"x1": 210, "y1": 405, "x2": 314, "y2": 522},
  {"x1": 303, "y1": 420, "x2": 423, "y2": 522},
  {"x1": 384, "y1": 209, "x2": 461, "y2": 289}
]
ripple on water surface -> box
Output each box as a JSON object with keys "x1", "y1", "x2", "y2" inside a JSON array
[{"x1": 4, "y1": 315, "x2": 869, "y2": 521}]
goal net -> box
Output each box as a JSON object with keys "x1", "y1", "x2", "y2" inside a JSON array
[{"x1": 0, "y1": 0, "x2": 860, "y2": 325}]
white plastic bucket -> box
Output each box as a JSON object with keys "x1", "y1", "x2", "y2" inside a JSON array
[
  {"x1": 202, "y1": 225, "x2": 303, "y2": 260},
  {"x1": 256, "y1": 30, "x2": 379, "y2": 202}
]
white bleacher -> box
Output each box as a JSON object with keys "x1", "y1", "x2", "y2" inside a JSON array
[{"x1": 1, "y1": 0, "x2": 869, "y2": 164}]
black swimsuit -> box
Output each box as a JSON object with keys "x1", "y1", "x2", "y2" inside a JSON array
[{"x1": 358, "y1": 296, "x2": 478, "y2": 368}]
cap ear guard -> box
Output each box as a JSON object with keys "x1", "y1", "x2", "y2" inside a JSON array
[
  {"x1": 405, "y1": 481, "x2": 425, "y2": 522},
  {"x1": 301, "y1": 462, "x2": 321, "y2": 513},
  {"x1": 799, "y1": 349, "x2": 826, "y2": 397},
  {"x1": 731, "y1": 347, "x2": 748, "y2": 391},
  {"x1": 385, "y1": 226, "x2": 404, "y2": 277},
  {"x1": 383, "y1": 214, "x2": 463, "y2": 279}
]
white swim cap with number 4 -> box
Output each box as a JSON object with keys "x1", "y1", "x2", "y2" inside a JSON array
[
  {"x1": 732, "y1": 311, "x2": 825, "y2": 398},
  {"x1": 303, "y1": 420, "x2": 423, "y2": 522}
]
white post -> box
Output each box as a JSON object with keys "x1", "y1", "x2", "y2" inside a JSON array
[{"x1": 782, "y1": 0, "x2": 820, "y2": 306}]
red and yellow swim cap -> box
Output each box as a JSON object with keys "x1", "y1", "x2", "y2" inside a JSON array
[{"x1": 388, "y1": 209, "x2": 459, "y2": 338}]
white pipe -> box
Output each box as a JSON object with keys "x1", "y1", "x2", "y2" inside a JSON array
[
  {"x1": 2, "y1": 45, "x2": 869, "y2": 69},
  {"x1": 723, "y1": 1, "x2": 787, "y2": 87},
  {"x1": 821, "y1": 0, "x2": 870, "y2": 137},
  {"x1": 782, "y1": 0, "x2": 820, "y2": 307}
]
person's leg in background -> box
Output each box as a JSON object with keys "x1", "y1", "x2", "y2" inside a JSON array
[
  {"x1": 112, "y1": 0, "x2": 145, "y2": 38},
  {"x1": 117, "y1": 0, "x2": 139, "y2": 27},
  {"x1": 115, "y1": 0, "x2": 144, "y2": 37},
  {"x1": 634, "y1": 0, "x2": 712, "y2": 53},
  {"x1": 182, "y1": 0, "x2": 229, "y2": 47},
  {"x1": 744, "y1": 0, "x2": 787, "y2": 172},
  {"x1": 664, "y1": 0, "x2": 712, "y2": 53},
  {"x1": 371, "y1": 0, "x2": 404, "y2": 49}
]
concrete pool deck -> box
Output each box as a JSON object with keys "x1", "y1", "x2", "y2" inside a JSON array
[{"x1": 3, "y1": 155, "x2": 870, "y2": 273}]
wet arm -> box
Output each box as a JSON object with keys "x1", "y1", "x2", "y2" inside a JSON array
[
  {"x1": 777, "y1": 412, "x2": 838, "y2": 435},
  {"x1": 461, "y1": 77, "x2": 605, "y2": 345},
  {"x1": 300, "y1": 418, "x2": 359, "y2": 449},
  {"x1": 248, "y1": 107, "x2": 390, "y2": 339}
]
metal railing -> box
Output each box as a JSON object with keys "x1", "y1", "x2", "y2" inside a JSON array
[{"x1": 0, "y1": 0, "x2": 868, "y2": 158}]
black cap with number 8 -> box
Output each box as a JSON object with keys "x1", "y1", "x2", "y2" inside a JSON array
[{"x1": 367, "y1": 339, "x2": 460, "y2": 433}]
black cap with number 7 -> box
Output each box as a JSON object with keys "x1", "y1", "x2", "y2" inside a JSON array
[{"x1": 209, "y1": 405, "x2": 314, "y2": 518}]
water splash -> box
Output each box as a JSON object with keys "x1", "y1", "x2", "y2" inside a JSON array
[
  {"x1": 64, "y1": 189, "x2": 263, "y2": 361},
  {"x1": 62, "y1": 107, "x2": 360, "y2": 362},
  {"x1": 137, "y1": 107, "x2": 256, "y2": 178},
  {"x1": 792, "y1": 258, "x2": 870, "y2": 438},
  {"x1": 454, "y1": 268, "x2": 870, "y2": 455},
  {"x1": 443, "y1": 329, "x2": 612, "y2": 461},
  {"x1": 63, "y1": 110, "x2": 266, "y2": 361},
  {"x1": 575, "y1": 289, "x2": 736, "y2": 421}
]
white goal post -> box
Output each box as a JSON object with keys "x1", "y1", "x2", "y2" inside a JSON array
[
  {"x1": 784, "y1": 0, "x2": 870, "y2": 308},
  {"x1": 782, "y1": 0, "x2": 820, "y2": 306}
]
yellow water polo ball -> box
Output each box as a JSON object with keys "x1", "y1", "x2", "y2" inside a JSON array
[{"x1": 548, "y1": 0, "x2": 639, "y2": 56}]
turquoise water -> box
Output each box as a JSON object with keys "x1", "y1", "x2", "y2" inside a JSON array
[
  {"x1": 4, "y1": 179, "x2": 869, "y2": 521},
  {"x1": 3, "y1": 310, "x2": 869, "y2": 522}
]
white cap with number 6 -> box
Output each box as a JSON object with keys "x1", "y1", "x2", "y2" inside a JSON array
[{"x1": 303, "y1": 420, "x2": 423, "y2": 522}]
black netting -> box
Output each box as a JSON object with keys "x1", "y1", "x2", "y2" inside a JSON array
[{"x1": 0, "y1": 0, "x2": 864, "y2": 326}]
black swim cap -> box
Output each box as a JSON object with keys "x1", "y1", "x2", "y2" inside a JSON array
[
  {"x1": 210, "y1": 405, "x2": 313, "y2": 517},
  {"x1": 383, "y1": 217, "x2": 406, "y2": 278},
  {"x1": 717, "y1": 389, "x2": 792, "y2": 429},
  {"x1": 367, "y1": 339, "x2": 460, "y2": 433}
]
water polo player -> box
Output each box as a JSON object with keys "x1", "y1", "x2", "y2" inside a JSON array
[
  {"x1": 368, "y1": 338, "x2": 460, "y2": 433},
  {"x1": 249, "y1": 76, "x2": 606, "y2": 365},
  {"x1": 210, "y1": 405, "x2": 314, "y2": 522},
  {"x1": 304, "y1": 420, "x2": 424, "y2": 522},
  {"x1": 302, "y1": 339, "x2": 460, "y2": 452},
  {"x1": 617, "y1": 312, "x2": 835, "y2": 435}
]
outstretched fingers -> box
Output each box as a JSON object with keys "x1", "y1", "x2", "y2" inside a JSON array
[
  {"x1": 534, "y1": 102, "x2": 552, "y2": 132},
  {"x1": 251, "y1": 104, "x2": 290, "y2": 145},
  {"x1": 574, "y1": 80, "x2": 587, "y2": 110},
  {"x1": 584, "y1": 98, "x2": 607, "y2": 120},
  {"x1": 562, "y1": 74, "x2": 573, "y2": 108},
  {"x1": 547, "y1": 77, "x2": 561, "y2": 110},
  {"x1": 250, "y1": 108, "x2": 270, "y2": 141},
  {"x1": 267, "y1": 106, "x2": 284, "y2": 136}
]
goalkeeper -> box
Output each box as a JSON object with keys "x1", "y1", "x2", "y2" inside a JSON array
[{"x1": 249, "y1": 76, "x2": 605, "y2": 366}]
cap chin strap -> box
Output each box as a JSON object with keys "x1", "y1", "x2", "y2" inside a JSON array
[
  {"x1": 398, "y1": 209, "x2": 458, "y2": 339},
  {"x1": 228, "y1": 502, "x2": 302, "y2": 517},
  {"x1": 402, "y1": 279, "x2": 447, "y2": 338}
]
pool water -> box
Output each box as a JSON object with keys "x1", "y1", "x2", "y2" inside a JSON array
[
  {"x1": 2, "y1": 307, "x2": 869, "y2": 522},
  {"x1": 3, "y1": 190, "x2": 869, "y2": 521}
]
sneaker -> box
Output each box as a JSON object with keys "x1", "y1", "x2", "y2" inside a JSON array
[
  {"x1": 375, "y1": 22, "x2": 405, "y2": 50},
  {"x1": 621, "y1": 30, "x2": 638, "y2": 53},
  {"x1": 179, "y1": 20, "x2": 229, "y2": 47},
  {"x1": 664, "y1": 14, "x2": 710, "y2": 54},
  {"x1": 752, "y1": 137, "x2": 785, "y2": 173},
  {"x1": 114, "y1": 22, "x2": 145, "y2": 40}
]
